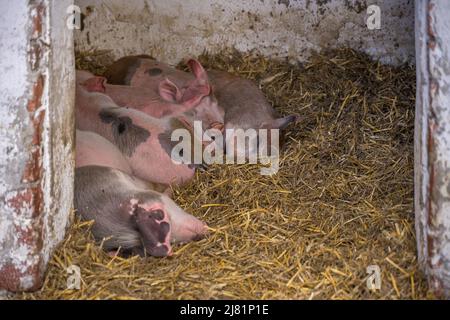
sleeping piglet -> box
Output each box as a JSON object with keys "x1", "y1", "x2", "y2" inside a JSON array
[
  {"x1": 75, "y1": 129, "x2": 207, "y2": 257},
  {"x1": 104, "y1": 56, "x2": 298, "y2": 159},
  {"x1": 75, "y1": 165, "x2": 208, "y2": 257},
  {"x1": 75, "y1": 83, "x2": 201, "y2": 186},
  {"x1": 105, "y1": 55, "x2": 224, "y2": 130},
  {"x1": 78, "y1": 70, "x2": 224, "y2": 133},
  {"x1": 207, "y1": 70, "x2": 298, "y2": 159}
]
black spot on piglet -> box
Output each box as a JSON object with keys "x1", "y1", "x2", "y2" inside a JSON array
[
  {"x1": 99, "y1": 108, "x2": 150, "y2": 157},
  {"x1": 145, "y1": 68, "x2": 163, "y2": 76}
]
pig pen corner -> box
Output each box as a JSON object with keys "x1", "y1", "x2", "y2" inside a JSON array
[{"x1": 3, "y1": 0, "x2": 450, "y2": 300}]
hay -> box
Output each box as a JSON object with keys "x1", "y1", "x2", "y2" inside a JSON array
[
  {"x1": 20, "y1": 48, "x2": 433, "y2": 299},
  {"x1": 75, "y1": 49, "x2": 114, "y2": 76}
]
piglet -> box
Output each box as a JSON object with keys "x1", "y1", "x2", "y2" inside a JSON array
[
  {"x1": 104, "y1": 56, "x2": 298, "y2": 158},
  {"x1": 78, "y1": 71, "x2": 224, "y2": 132},
  {"x1": 207, "y1": 70, "x2": 298, "y2": 158},
  {"x1": 104, "y1": 57, "x2": 224, "y2": 132},
  {"x1": 75, "y1": 83, "x2": 200, "y2": 186},
  {"x1": 75, "y1": 165, "x2": 208, "y2": 257}
]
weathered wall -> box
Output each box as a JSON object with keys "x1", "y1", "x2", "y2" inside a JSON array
[
  {"x1": 0, "y1": 0, "x2": 75, "y2": 292},
  {"x1": 415, "y1": 0, "x2": 450, "y2": 298},
  {"x1": 74, "y1": 0, "x2": 414, "y2": 65}
]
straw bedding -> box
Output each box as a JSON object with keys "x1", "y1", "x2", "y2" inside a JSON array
[{"x1": 19, "y1": 48, "x2": 432, "y2": 299}]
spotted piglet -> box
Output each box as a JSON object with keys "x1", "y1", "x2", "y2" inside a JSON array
[
  {"x1": 104, "y1": 57, "x2": 224, "y2": 132},
  {"x1": 105, "y1": 56, "x2": 298, "y2": 158},
  {"x1": 76, "y1": 129, "x2": 170, "y2": 195},
  {"x1": 78, "y1": 71, "x2": 224, "y2": 132},
  {"x1": 75, "y1": 130, "x2": 208, "y2": 257},
  {"x1": 75, "y1": 83, "x2": 202, "y2": 186},
  {"x1": 75, "y1": 166, "x2": 208, "y2": 257}
]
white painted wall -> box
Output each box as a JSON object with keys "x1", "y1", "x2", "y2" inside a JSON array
[
  {"x1": 0, "y1": 0, "x2": 35, "y2": 291},
  {"x1": 74, "y1": 0, "x2": 414, "y2": 65},
  {"x1": 0, "y1": 0, "x2": 75, "y2": 291},
  {"x1": 415, "y1": 0, "x2": 450, "y2": 298},
  {"x1": 42, "y1": 0, "x2": 76, "y2": 285}
]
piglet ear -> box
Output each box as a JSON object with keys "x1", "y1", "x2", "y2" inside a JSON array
[
  {"x1": 180, "y1": 84, "x2": 211, "y2": 108},
  {"x1": 266, "y1": 115, "x2": 299, "y2": 130},
  {"x1": 82, "y1": 76, "x2": 107, "y2": 93},
  {"x1": 186, "y1": 59, "x2": 209, "y2": 85},
  {"x1": 158, "y1": 78, "x2": 183, "y2": 103}
]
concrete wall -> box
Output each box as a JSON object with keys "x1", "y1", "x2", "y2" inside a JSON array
[
  {"x1": 0, "y1": 0, "x2": 75, "y2": 292},
  {"x1": 415, "y1": 0, "x2": 450, "y2": 298},
  {"x1": 74, "y1": 0, "x2": 414, "y2": 65}
]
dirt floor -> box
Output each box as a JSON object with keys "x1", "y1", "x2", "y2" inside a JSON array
[{"x1": 19, "y1": 48, "x2": 433, "y2": 299}]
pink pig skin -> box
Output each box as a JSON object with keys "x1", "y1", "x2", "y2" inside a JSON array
[
  {"x1": 75, "y1": 129, "x2": 133, "y2": 174},
  {"x1": 81, "y1": 75, "x2": 196, "y2": 119},
  {"x1": 76, "y1": 129, "x2": 171, "y2": 196},
  {"x1": 78, "y1": 69, "x2": 224, "y2": 133},
  {"x1": 75, "y1": 84, "x2": 196, "y2": 186},
  {"x1": 103, "y1": 58, "x2": 225, "y2": 132}
]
